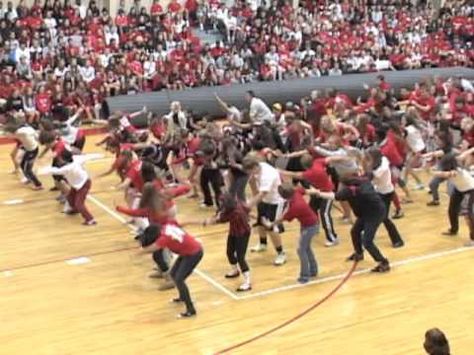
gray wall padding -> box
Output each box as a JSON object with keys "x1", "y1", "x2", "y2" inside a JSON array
[{"x1": 105, "y1": 67, "x2": 474, "y2": 126}]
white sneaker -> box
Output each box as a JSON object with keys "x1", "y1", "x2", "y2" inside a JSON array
[
  {"x1": 464, "y1": 240, "x2": 474, "y2": 247},
  {"x1": 413, "y1": 183, "x2": 425, "y2": 191},
  {"x1": 250, "y1": 244, "x2": 267, "y2": 253},
  {"x1": 274, "y1": 252, "x2": 287, "y2": 266},
  {"x1": 20, "y1": 177, "x2": 29, "y2": 184},
  {"x1": 325, "y1": 239, "x2": 339, "y2": 247}
]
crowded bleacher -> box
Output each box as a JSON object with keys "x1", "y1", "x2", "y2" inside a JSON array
[{"x1": 0, "y1": 0, "x2": 473, "y2": 123}]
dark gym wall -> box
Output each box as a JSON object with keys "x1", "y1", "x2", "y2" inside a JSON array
[{"x1": 105, "y1": 67, "x2": 474, "y2": 123}]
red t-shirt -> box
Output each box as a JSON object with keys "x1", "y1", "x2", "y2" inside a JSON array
[
  {"x1": 167, "y1": 0, "x2": 182, "y2": 13},
  {"x1": 283, "y1": 187, "x2": 319, "y2": 227},
  {"x1": 301, "y1": 158, "x2": 333, "y2": 192},
  {"x1": 150, "y1": 3, "x2": 163, "y2": 15},
  {"x1": 380, "y1": 137, "x2": 404, "y2": 167},
  {"x1": 217, "y1": 202, "x2": 251, "y2": 236},
  {"x1": 412, "y1": 95, "x2": 436, "y2": 121},
  {"x1": 156, "y1": 224, "x2": 202, "y2": 256},
  {"x1": 150, "y1": 121, "x2": 166, "y2": 140},
  {"x1": 52, "y1": 139, "x2": 67, "y2": 157},
  {"x1": 36, "y1": 93, "x2": 52, "y2": 113}
]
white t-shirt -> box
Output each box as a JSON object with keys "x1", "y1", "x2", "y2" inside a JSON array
[
  {"x1": 372, "y1": 156, "x2": 394, "y2": 194},
  {"x1": 16, "y1": 126, "x2": 38, "y2": 151},
  {"x1": 41, "y1": 154, "x2": 102, "y2": 189},
  {"x1": 249, "y1": 97, "x2": 274, "y2": 124},
  {"x1": 405, "y1": 125, "x2": 425, "y2": 153},
  {"x1": 257, "y1": 162, "x2": 283, "y2": 204},
  {"x1": 450, "y1": 168, "x2": 474, "y2": 192}
]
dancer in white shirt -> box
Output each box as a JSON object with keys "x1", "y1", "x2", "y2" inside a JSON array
[
  {"x1": 39, "y1": 151, "x2": 102, "y2": 225},
  {"x1": 365, "y1": 148, "x2": 404, "y2": 248}
]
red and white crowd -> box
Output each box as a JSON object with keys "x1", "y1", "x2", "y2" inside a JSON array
[{"x1": 0, "y1": 0, "x2": 473, "y2": 125}]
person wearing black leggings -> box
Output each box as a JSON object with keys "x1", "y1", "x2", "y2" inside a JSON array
[
  {"x1": 313, "y1": 172, "x2": 390, "y2": 272},
  {"x1": 365, "y1": 148, "x2": 404, "y2": 248},
  {"x1": 198, "y1": 137, "x2": 223, "y2": 207},
  {"x1": 204, "y1": 193, "x2": 252, "y2": 291},
  {"x1": 446, "y1": 186, "x2": 464, "y2": 235},
  {"x1": 155, "y1": 223, "x2": 204, "y2": 318}
]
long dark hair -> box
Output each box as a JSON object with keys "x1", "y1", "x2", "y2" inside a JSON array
[
  {"x1": 139, "y1": 182, "x2": 164, "y2": 211},
  {"x1": 365, "y1": 147, "x2": 383, "y2": 170},
  {"x1": 439, "y1": 153, "x2": 458, "y2": 172}
]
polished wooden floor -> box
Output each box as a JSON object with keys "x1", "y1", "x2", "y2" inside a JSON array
[{"x1": 1, "y1": 136, "x2": 473, "y2": 355}]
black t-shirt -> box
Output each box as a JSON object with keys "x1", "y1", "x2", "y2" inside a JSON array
[{"x1": 335, "y1": 177, "x2": 385, "y2": 219}]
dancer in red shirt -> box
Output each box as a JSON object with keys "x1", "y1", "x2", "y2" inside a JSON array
[
  {"x1": 139, "y1": 222, "x2": 203, "y2": 318},
  {"x1": 279, "y1": 154, "x2": 339, "y2": 247},
  {"x1": 116, "y1": 181, "x2": 191, "y2": 290},
  {"x1": 264, "y1": 184, "x2": 320, "y2": 283}
]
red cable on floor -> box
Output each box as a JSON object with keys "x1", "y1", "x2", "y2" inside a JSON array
[{"x1": 214, "y1": 261, "x2": 359, "y2": 355}]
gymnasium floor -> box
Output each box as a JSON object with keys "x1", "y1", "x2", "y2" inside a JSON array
[{"x1": 1, "y1": 136, "x2": 473, "y2": 355}]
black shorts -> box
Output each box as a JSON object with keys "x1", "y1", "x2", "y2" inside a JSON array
[
  {"x1": 460, "y1": 190, "x2": 474, "y2": 216},
  {"x1": 256, "y1": 202, "x2": 285, "y2": 233}
]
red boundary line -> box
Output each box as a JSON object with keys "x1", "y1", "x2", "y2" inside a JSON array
[
  {"x1": 0, "y1": 126, "x2": 107, "y2": 145},
  {"x1": 214, "y1": 261, "x2": 359, "y2": 354}
]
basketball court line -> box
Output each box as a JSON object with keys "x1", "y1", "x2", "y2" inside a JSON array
[
  {"x1": 86, "y1": 194, "x2": 238, "y2": 300},
  {"x1": 234, "y1": 245, "x2": 473, "y2": 300}
]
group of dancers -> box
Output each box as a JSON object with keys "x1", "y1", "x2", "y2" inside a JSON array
[{"x1": 3, "y1": 74, "x2": 474, "y2": 318}]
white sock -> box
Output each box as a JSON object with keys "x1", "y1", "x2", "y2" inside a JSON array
[
  {"x1": 243, "y1": 271, "x2": 250, "y2": 284},
  {"x1": 63, "y1": 201, "x2": 72, "y2": 213}
]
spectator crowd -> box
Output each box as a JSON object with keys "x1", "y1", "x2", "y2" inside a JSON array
[{"x1": 0, "y1": 0, "x2": 472, "y2": 124}]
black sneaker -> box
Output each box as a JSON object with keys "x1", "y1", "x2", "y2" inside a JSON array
[
  {"x1": 392, "y1": 210, "x2": 404, "y2": 219},
  {"x1": 346, "y1": 253, "x2": 364, "y2": 262},
  {"x1": 392, "y1": 241, "x2": 405, "y2": 248},
  {"x1": 225, "y1": 270, "x2": 240, "y2": 278},
  {"x1": 170, "y1": 297, "x2": 183, "y2": 303},
  {"x1": 442, "y1": 230, "x2": 457, "y2": 236},
  {"x1": 178, "y1": 310, "x2": 196, "y2": 318},
  {"x1": 426, "y1": 200, "x2": 440, "y2": 206},
  {"x1": 371, "y1": 261, "x2": 390, "y2": 273}
]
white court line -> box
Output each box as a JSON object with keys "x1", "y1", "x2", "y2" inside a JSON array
[
  {"x1": 87, "y1": 194, "x2": 236, "y2": 299},
  {"x1": 65, "y1": 257, "x2": 91, "y2": 266},
  {"x1": 194, "y1": 269, "x2": 239, "y2": 300},
  {"x1": 3, "y1": 199, "x2": 24, "y2": 205},
  {"x1": 236, "y1": 246, "x2": 473, "y2": 300}
]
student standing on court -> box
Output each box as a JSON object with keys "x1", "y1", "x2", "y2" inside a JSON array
[
  {"x1": 364, "y1": 148, "x2": 405, "y2": 248},
  {"x1": 278, "y1": 153, "x2": 339, "y2": 247},
  {"x1": 6, "y1": 121, "x2": 43, "y2": 190},
  {"x1": 38, "y1": 150, "x2": 101, "y2": 225},
  {"x1": 147, "y1": 223, "x2": 203, "y2": 318},
  {"x1": 243, "y1": 155, "x2": 287, "y2": 265},
  {"x1": 203, "y1": 193, "x2": 252, "y2": 291},
  {"x1": 311, "y1": 170, "x2": 391, "y2": 272},
  {"x1": 433, "y1": 153, "x2": 474, "y2": 247},
  {"x1": 264, "y1": 183, "x2": 320, "y2": 283}
]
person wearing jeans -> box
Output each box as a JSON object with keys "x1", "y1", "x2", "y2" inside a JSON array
[
  {"x1": 297, "y1": 224, "x2": 319, "y2": 281},
  {"x1": 266, "y1": 183, "x2": 320, "y2": 283},
  {"x1": 279, "y1": 153, "x2": 339, "y2": 247}
]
